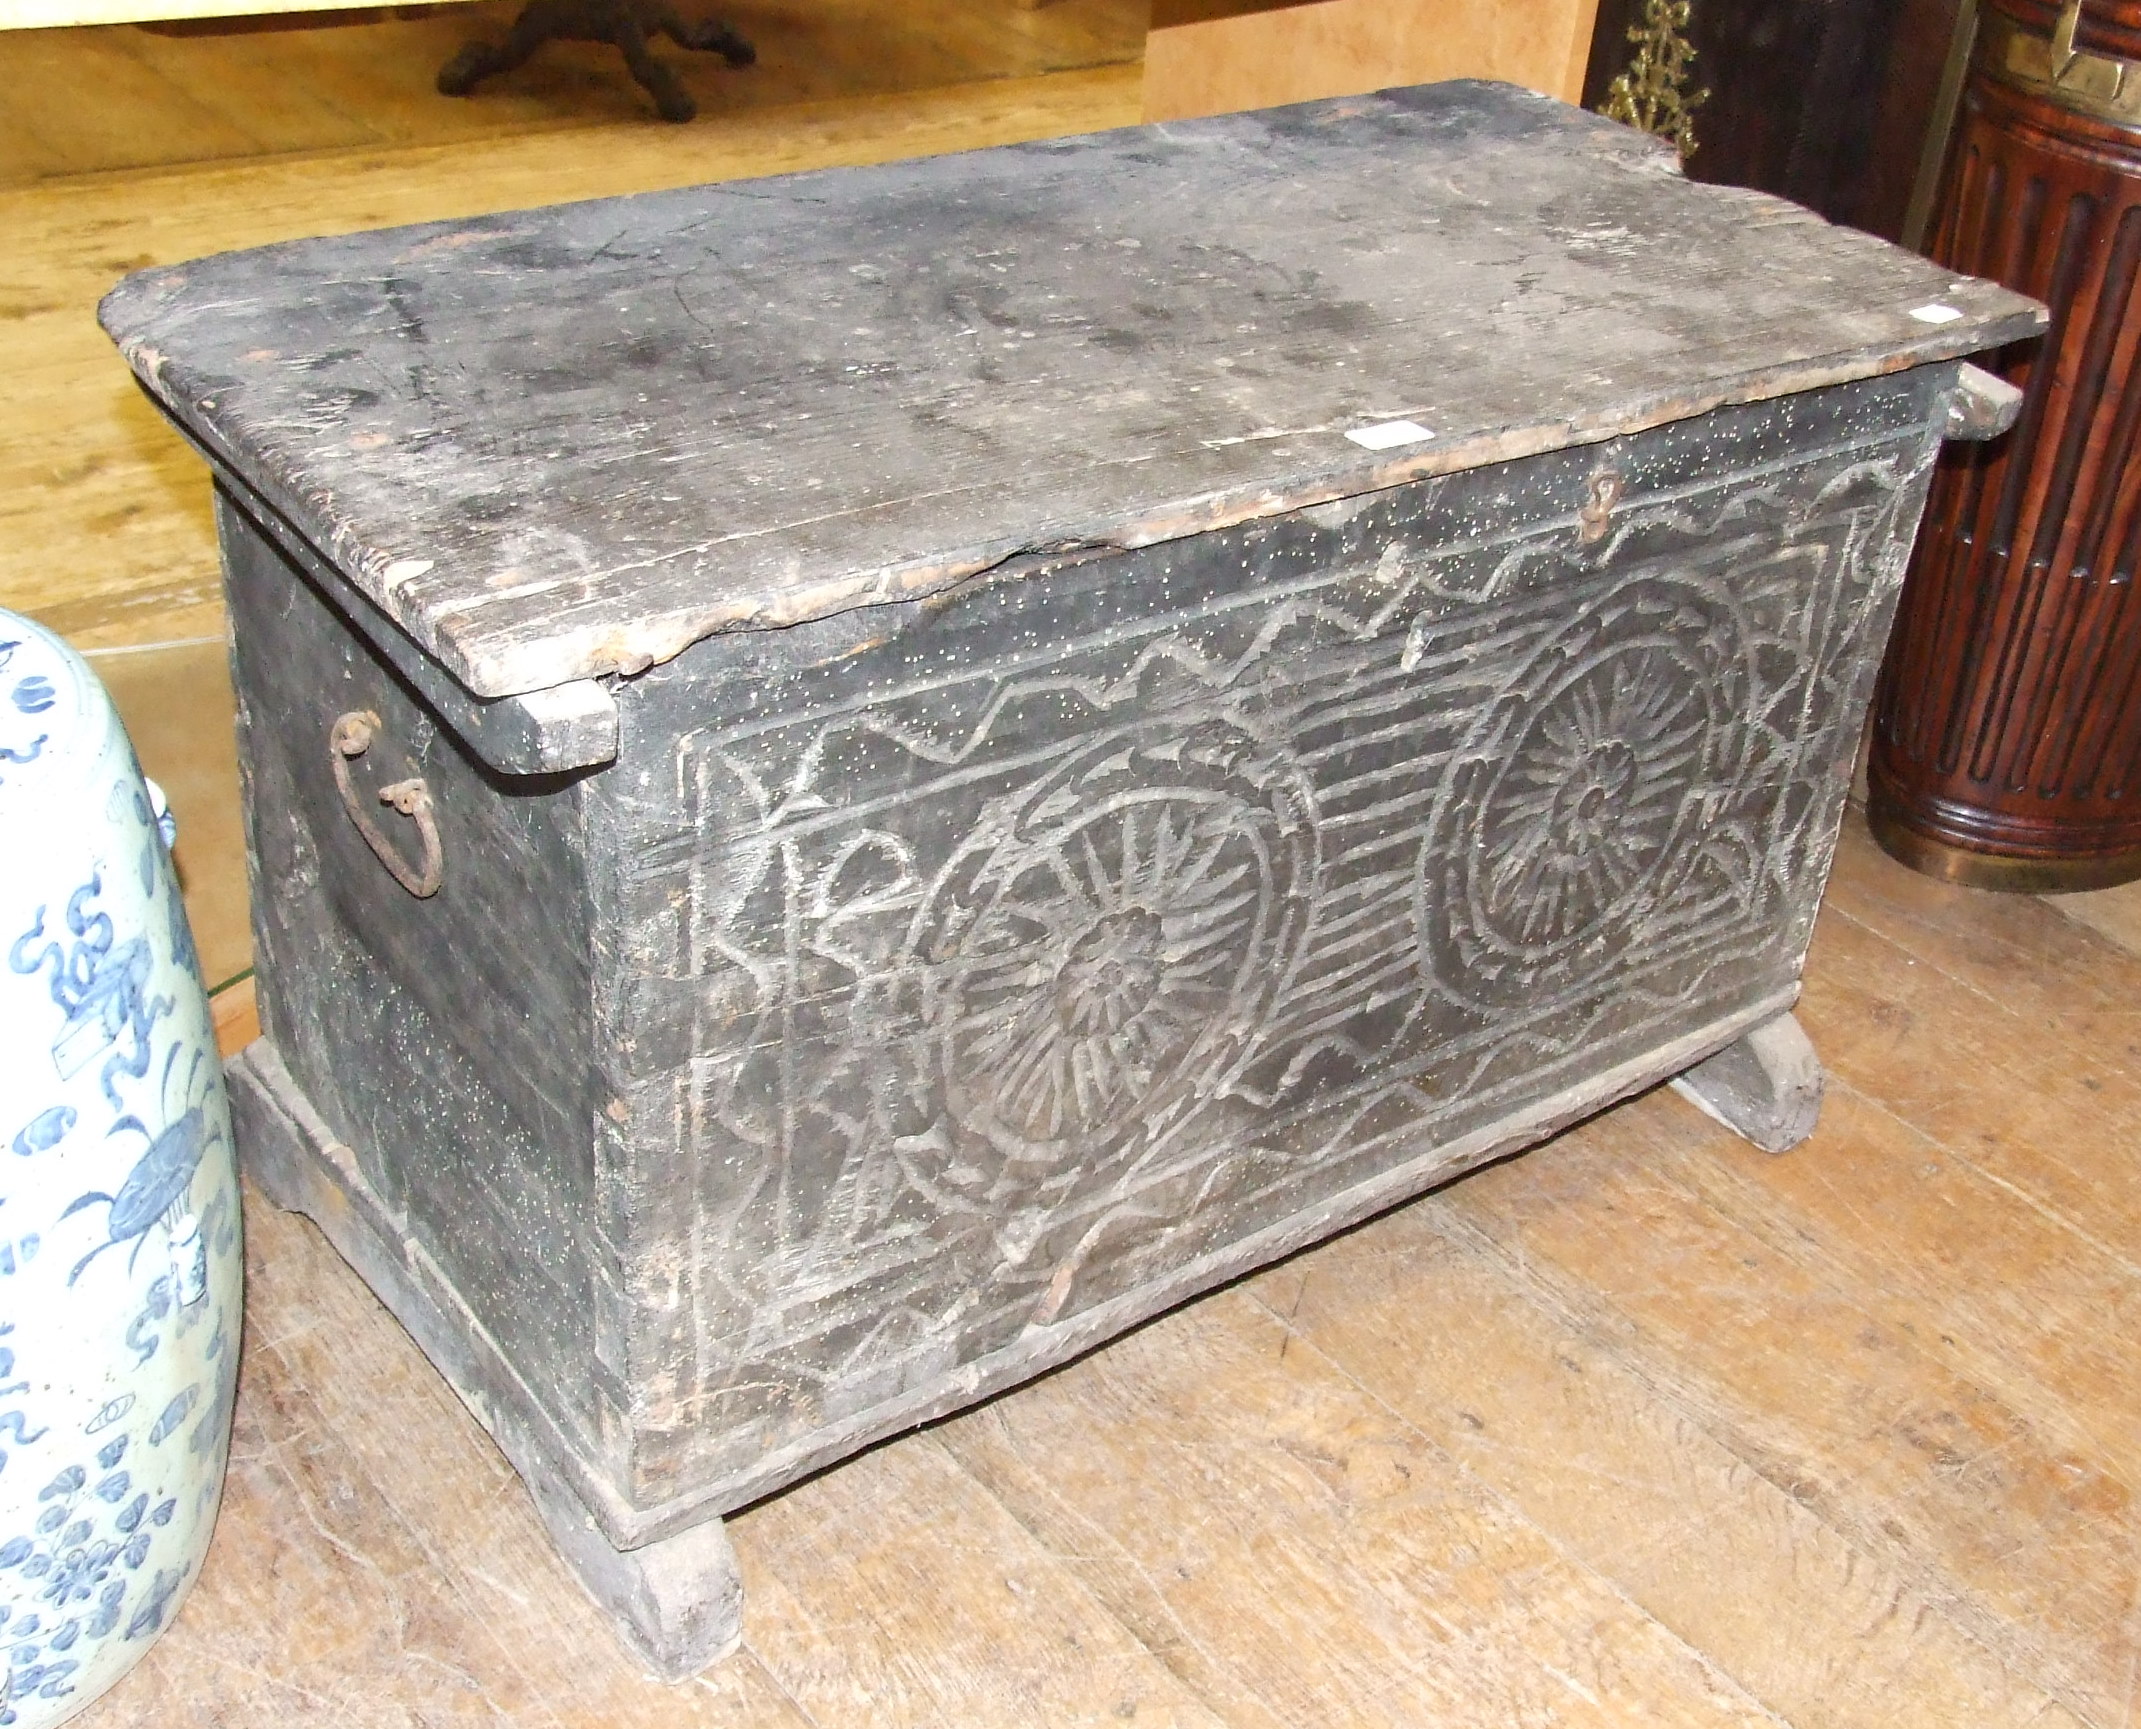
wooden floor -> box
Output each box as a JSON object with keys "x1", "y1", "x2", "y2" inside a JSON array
[{"x1": 11, "y1": 14, "x2": 2141, "y2": 1726}]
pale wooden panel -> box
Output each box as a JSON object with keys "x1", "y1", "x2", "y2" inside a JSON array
[
  {"x1": 0, "y1": 3, "x2": 1151, "y2": 186},
  {"x1": 211, "y1": 976, "x2": 259, "y2": 1057},
  {"x1": 0, "y1": 65, "x2": 1144, "y2": 318},
  {"x1": 1142, "y1": 0, "x2": 1601, "y2": 123},
  {"x1": 112, "y1": 20, "x2": 418, "y2": 159},
  {"x1": 1, "y1": 0, "x2": 452, "y2": 30},
  {"x1": 0, "y1": 23, "x2": 265, "y2": 168},
  {"x1": 94, "y1": 636, "x2": 252, "y2": 990}
]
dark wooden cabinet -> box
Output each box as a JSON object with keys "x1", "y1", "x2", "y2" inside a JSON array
[
  {"x1": 1868, "y1": 0, "x2": 2141, "y2": 888},
  {"x1": 1582, "y1": 0, "x2": 1968, "y2": 242}
]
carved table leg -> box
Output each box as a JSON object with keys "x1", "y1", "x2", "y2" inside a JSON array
[
  {"x1": 524, "y1": 1469, "x2": 744, "y2": 1683},
  {"x1": 436, "y1": 0, "x2": 754, "y2": 123},
  {"x1": 1669, "y1": 1010, "x2": 1825, "y2": 1153}
]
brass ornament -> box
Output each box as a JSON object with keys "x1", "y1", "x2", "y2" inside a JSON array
[
  {"x1": 1981, "y1": 0, "x2": 2141, "y2": 129},
  {"x1": 1600, "y1": 0, "x2": 1710, "y2": 162}
]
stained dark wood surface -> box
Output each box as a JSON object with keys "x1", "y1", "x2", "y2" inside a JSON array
[
  {"x1": 1870, "y1": 0, "x2": 2141, "y2": 876},
  {"x1": 99, "y1": 80, "x2": 2039, "y2": 701},
  {"x1": 212, "y1": 359, "x2": 1950, "y2": 1592},
  {"x1": 1581, "y1": 0, "x2": 1967, "y2": 245},
  {"x1": 16, "y1": 29, "x2": 2140, "y2": 1719}
]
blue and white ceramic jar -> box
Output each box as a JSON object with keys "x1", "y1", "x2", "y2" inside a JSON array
[{"x1": 0, "y1": 613, "x2": 240, "y2": 1726}]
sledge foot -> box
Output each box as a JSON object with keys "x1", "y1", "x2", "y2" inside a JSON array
[
  {"x1": 526, "y1": 1471, "x2": 743, "y2": 1682},
  {"x1": 1670, "y1": 1010, "x2": 1824, "y2": 1153}
]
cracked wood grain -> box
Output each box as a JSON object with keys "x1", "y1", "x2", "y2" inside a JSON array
[{"x1": 98, "y1": 81, "x2": 2041, "y2": 698}]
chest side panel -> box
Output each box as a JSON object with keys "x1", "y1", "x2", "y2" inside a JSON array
[
  {"x1": 602, "y1": 374, "x2": 1943, "y2": 1506},
  {"x1": 222, "y1": 492, "x2": 621, "y2": 1460}
]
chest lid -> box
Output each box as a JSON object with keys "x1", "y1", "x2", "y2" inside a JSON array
[{"x1": 100, "y1": 81, "x2": 2042, "y2": 703}]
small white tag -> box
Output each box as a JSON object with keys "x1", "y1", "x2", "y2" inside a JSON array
[
  {"x1": 1910, "y1": 303, "x2": 1964, "y2": 324},
  {"x1": 1345, "y1": 419, "x2": 1435, "y2": 451}
]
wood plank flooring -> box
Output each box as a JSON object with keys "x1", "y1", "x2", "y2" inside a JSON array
[{"x1": 74, "y1": 812, "x2": 2141, "y2": 1727}]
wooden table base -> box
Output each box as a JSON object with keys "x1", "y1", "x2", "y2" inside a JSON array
[{"x1": 436, "y1": 0, "x2": 753, "y2": 122}]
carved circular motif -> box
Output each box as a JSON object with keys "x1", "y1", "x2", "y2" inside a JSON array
[
  {"x1": 1417, "y1": 579, "x2": 1753, "y2": 1007},
  {"x1": 908, "y1": 719, "x2": 1315, "y2": 1161}
]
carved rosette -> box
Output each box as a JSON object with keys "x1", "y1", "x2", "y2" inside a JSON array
[
  {"x1": 904, "y1": 718, "x2": 1318, "y2": 1184},
  {"x1": 1417, "y1": 575, "x2": 1759, "y2": 1009},
  {"x1": 665, "y1": 416, "x2": 1926, "y2": 1464}
]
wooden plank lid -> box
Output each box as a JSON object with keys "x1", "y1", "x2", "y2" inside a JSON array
[{"x1": 99, "y1": 80, "x2": 2044, "y2": 701}]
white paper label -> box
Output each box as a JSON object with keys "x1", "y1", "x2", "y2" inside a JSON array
[
  {"x1": 1909, "y1": 303, "x2": 1964, "y2": 324},
  {"x1": 1345, "y1": 419, "x2": 1436, "y2": 450}
]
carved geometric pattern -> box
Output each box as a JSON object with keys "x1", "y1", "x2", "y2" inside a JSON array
[
  {"x1": 658, "y1": 417, "x2": 1933, "y2": 1477},
  {"x1": 909, "y1": 720, "x2": 1316, "y2": 1167},
  {"x1": 1422, "y1": 587, "x2": 1747, "y2": 1007}
]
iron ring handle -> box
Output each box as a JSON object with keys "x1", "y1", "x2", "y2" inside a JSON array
[{"x1": 330, "y1": 710, "x2": 444, "y2": 898}]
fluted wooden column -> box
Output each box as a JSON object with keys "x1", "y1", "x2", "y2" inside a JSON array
[{"x1": 1869, "y1": 0, "x2": 2141, "y2": 889}]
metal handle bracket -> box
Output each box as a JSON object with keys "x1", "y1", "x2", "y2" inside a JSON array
[
  {"x1": 331, "y1": 710, "x2": 444, "y2": 898},
  {"x1": 1579, "y1": 469, "x2": 1625, "y2": 545},
  {"x1": 1945, "y1": 363, "x2": 2025, "y2": 441}
]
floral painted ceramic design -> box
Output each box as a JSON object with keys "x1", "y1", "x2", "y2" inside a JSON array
[{"x1": 0, "y1": 614, "x2": 240, "y2": 1727}]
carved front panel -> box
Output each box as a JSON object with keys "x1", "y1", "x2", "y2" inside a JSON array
[{"x1": 622, "y1": 387, "x2": 1938, "y2": 1490}]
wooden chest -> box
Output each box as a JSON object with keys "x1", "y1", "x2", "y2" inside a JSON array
[{"x1": 99, "y1": 82, "x2": 2040, "y2": 1676}]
